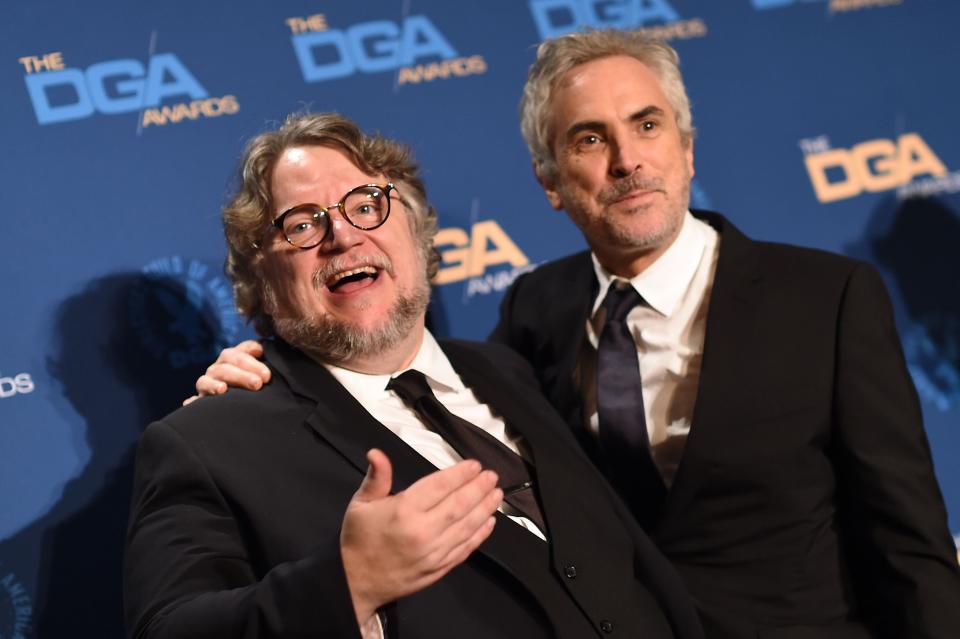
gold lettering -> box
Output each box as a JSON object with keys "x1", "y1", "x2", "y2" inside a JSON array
[
  {"x1": 286, "y1": 14, "x2": 327, "y2": 33},
  {"x1": 397, "y1": 56, "x2": 488, "y2": 86},
  {"x1": 830, "y1": 0, "x2": 902, "y2": 13},
  {"x1": 636, "y1": 18, "x2": 707, "y2": 42},
  {"x1": 219, "y1": 94, "x2": 241, "y2": 114},
  {"x1": 397, "y1": 66, "x2": 423, "y2": 85},
  {"x1": 465, "y1": 221, "x2": 528, "y2": 277},
  {"x1": 805, "y1": 149, "x2": 862, "y2": 203},
  {"x1": 18, "y1": 52, "x2": 64, "y2": 74},
  {"x1": 852, "y1": 139, "x2": 901, "y2": 192},
  {"x1": 142, "y1": 108, "x2": 167, "y2": 127},
  {"x1": 139, "y1": 95, "x2": 240, "y2": 129},
  {"x1": 467, "y1": 55, "x2": 487, "y2": 75},
  {"x1": 434, "y1": 227, "x2": 471, "y2": 284},
  {"x1": 434, "y1": 222, "x2": 528, "y2": 284},
  {"x1": 307, "y1": 14, "x2": 327, "y2": 31},
  {"x1": 897, "y1": 133, "x2": 947, "y2": 183},
  {"x1": 806, "y1": 133, "x2": 949, "y2": 203}
]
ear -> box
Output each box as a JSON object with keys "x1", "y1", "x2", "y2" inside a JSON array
[
  {"x1": 685, "y1": 139, "x2": 695, "y2": 179},
  {"x1": 533, "y1": 161, "x2": 563, "y2": 210}
]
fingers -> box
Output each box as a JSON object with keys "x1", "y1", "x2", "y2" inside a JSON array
[
  {"x1": 221, "y1": 342, "x2": 270, "y2": 382},
  {"x1": 422, "y1": 477, "x2": 502, "y2": 562},
  {"x1": 234, "y1": 340, "x2": 264, "y2": 357},
  {"x1": 195, "y1": 342, "x2": 271, "y2": 396},
  {"x1": 353, "y1": 449, "x2": 393, "y2": 503},
  {"x1": 433, "y1": 515, "x2": 497, "y2": 573},
  {"x1": 195, "y1": 373, "x2": 229, "y2": 397},
  {"x1": 403, "y1": 459, "x2": 488, "y2": 511}
]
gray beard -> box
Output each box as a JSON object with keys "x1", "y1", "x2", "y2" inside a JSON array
[
  {"x1": 562, "y1": 172, "x2": 690, "y2": 254},
  {"x1": 272, "y1": 278, "x2": 431, "y2": 366}
]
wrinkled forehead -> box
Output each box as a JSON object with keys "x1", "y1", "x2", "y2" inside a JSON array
[{"x1": 271, "y1": 145, "x2": 383, "y2": 212}]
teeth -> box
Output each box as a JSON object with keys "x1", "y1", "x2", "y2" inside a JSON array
[{"x1": 329, "y1": 266, "x2": 377, "y2": 286}]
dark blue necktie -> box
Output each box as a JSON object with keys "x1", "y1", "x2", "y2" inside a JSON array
[
  {"x1": 596, "y1": 284, "x2": 667, "y2": 529},
  {"x1": 387, "y1": 369, "x2": 546, "y2": 534}
]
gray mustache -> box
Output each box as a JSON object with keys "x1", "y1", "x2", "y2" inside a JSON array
[
  {"x1": 312, "y1": 254, "x2": 394, "y2": 289},
  {"x1": 599, "y1": 175, "x2": 665, "y2": 204}
]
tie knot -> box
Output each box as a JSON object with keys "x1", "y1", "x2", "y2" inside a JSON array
[
  {"x1": 387, "y1": 369, "x2": 433, "y2": 405},
  {"x1": 602, "y1": 284, "x2": 642, "y2": 323}
]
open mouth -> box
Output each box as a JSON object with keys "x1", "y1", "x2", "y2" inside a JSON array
[{"x1": 326, "y1": 266, "x2": 380, "y2": 293}]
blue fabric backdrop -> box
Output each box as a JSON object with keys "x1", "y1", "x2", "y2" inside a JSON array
[{"x1": 1, "y1": 1, "x2": 957, "y2": 636}]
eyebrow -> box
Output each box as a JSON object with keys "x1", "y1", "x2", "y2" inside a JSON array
[{"x1": 563, "y1": 105, "x2": 667, "y2": 142}]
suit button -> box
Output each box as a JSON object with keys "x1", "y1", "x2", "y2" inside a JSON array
[
  {"x1": 599, "y1": 620, "x2": 614, "y2": 633},
  {"x1": 563, "y1": 564, "x2": 577, "y2": 578}
]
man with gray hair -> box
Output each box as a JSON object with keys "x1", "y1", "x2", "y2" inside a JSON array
[
  {"x1": 494, "y1": 28, "x2": 960, "y2": 639},
  {"x1": 194, "y1": 30, "x2": 960, "y2": 639},
  {"x1": 123, "y1": 112, "x2": 704, "y2": 639}
]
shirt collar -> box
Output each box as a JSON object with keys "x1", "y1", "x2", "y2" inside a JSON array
[
  {"x1": 591, "y1": 210, "x2": 707, "y2": 318},
  {"x1": 324, "y1": 329, "x2": 464, "y2": 404}
]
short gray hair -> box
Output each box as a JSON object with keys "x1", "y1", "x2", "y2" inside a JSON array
[{"x1": 520, "y1": 29, "x2": 694, "y2": 179}]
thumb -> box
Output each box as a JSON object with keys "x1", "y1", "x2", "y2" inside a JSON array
[{"x1": 353, "y1": 448, "x2": 393, "y2": 503}]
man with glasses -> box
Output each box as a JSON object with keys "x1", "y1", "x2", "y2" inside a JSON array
[
  {"x1": 194, "y1": 29, "x2": 960, "y2": 639},
  {"x1": 123, "y1": 112, "x2": 704, "y2": 639}
]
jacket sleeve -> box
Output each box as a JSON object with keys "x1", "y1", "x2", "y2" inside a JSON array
[
  {"x1": 124, "y1": 420, "x2": 363, "y2": 639},
  {"x1": 832, "y1": 263, "x2": 960, "y2": 638}
]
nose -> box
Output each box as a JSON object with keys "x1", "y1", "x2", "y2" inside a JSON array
[
  {"x1": 318, "y1": 207, "x2": 365, "y2": 254},
  {"x1": 608, "y1": 134, "x2": 642, "y2": 179}
]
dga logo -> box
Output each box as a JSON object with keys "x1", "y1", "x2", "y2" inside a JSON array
[
  {"x1": 751, "y1": 0, "x2": 902, "y2": 13},
  {"x1": 0, "y1": 570, "x2": 31, "y2": 639},
  {"x1": 529, "y1": 0, "x2": 707, "y2": 42},
  {"x1": 433, "y1": 219, "x2": 533, "y2": 299},
  {"x1": 0, "y1": 372, "x2": 34, "y2": 400},
  {"x1": 128, "y1": 256, "x2": 243, "y2": 369},
  {"x1": 286, "y1": 13, "x2": 487, "y2": 86},
  {"x1": 800, "y1": 133, "x2": 952, "y2": 204},
  {"x1": 20, "y1": 51, "x2": 239, "y2": 127}
]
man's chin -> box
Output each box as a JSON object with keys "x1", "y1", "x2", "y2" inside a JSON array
[{"x1": 273, "y1": 286, "x2": 429, "y2": 366}]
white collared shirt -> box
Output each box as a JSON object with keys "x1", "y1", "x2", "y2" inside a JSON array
[
  {"x1": 326, "y1": 330, "x2": 546, "y2": 540},
  {"x1": 581, "y1": 211, "x2": 720, "y2": 486}
]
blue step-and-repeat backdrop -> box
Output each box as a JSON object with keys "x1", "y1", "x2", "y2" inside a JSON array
[{"x1": 1, "y1": 1, "x2": 957, "y2": 636}]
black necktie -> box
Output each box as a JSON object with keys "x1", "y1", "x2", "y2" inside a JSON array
[
  {"x1": 387, "y1": 370, "x2": 546, "y2": 534},
  {"x1": 596, "y1": 284, "x2": 667, "y2": 529}
]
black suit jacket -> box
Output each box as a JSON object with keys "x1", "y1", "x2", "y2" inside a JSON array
[
  {"x1": 491, "y1": 211, "x2": 960, "y2": 639},
  {"x1": 124, "y1": 338, "x2": 704, "y2": 639}
]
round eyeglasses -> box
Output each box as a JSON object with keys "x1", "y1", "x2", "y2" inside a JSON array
[{"x1": 269, "y1": 183, "x2": 396, "y2": 249}]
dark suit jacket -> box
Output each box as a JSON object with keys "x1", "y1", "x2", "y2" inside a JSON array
[
  {"x1": 124, "y1": 338, "x2": 704, "y2": 639},
  {"x1": 490, "y1": 211, "x2": 960, "y2": 639}
]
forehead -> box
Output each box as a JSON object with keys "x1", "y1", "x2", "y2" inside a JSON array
[
  {"x1": 271, "y1": 145, "x2": 380, "y2": 211},
  {"x1": 549, "y1": 55, "x2": 673, "y2": 130}
]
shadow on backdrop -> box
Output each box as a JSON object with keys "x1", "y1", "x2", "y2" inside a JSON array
[
  {"x1": 0, "y1": 271, "x2": 234, "y2": 639},
  {"x1": 846, "y1": 195, "x2": 960, "y2": 411}
]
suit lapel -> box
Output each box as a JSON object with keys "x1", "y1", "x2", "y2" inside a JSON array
[
  {"x1": 263, "y1": 340, "x2": 438, "y2": 492},
  {"x1": 440, "y1": 341, "x2": 604, "y2": 553},
  {"x1": 545, "y1": 253, "x2": 598, "y2": 441},
  {"x1": 659, "y1": 213, "x2": 766, "y2": 531},
  {"x1": 264, "y1": 339, "x2": 560, "y2": 601}
]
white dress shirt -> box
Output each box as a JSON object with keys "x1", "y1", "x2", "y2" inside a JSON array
[
  {"x1": 326, "y1": 330, "x2": 546, "y2": 540},
  {"x1": 327, "y1": 331, "x2": 547, "y2": 638},
  {"x1": 581, "y1": 211, "x2": 720, "y2": 486}
]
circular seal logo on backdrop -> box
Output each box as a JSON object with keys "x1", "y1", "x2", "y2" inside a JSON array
[
  {"x1": 0, "y1": 570, "x2": 32, "y2": 639},
  {"x1": 128, "y1": 256, "x2": 242, "y2": 369}
]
